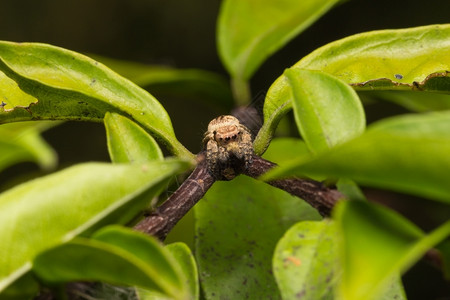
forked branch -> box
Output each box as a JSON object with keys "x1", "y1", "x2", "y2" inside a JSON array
[{"x1": 135, "y1": 115, "x2": 344, "y2": 240}]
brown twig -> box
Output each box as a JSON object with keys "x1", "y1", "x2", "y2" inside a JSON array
[
  {"x1": 134, "y1": 152, "x2": 215, "y2": 240},
  {"x1": 244, "y1": 155, "x2": 344, "y2": 217},
  {"x1": 134, "y1": 152, "x2": 344, "y2": 240}
]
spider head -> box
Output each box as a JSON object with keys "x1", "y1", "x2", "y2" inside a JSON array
[{"x1": 214, "y1": 125, "x2": 241, "y2": 146}]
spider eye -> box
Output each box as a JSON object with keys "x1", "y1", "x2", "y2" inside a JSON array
[{"x1": 232, "y1": 135, "x2": 237, "y2": 139}]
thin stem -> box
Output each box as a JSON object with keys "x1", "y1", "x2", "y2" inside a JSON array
[
  {"x1": 134, "y1": 153, "x2": 344, "y2": 240},
  {"x1": 231, "y1": 77, "x2": 251, "y2": 106},
  {"x1": 244, "y1": 155, "x2": 344, "y2": 217},
  {"x1": 134, "y1": 153, "x2": 215, "y2": 240}
]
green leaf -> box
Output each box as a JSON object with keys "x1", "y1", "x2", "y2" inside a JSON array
[
  {"x1": 165, "y1": 243, "x2": 199, "y2": 300},
  {"x1": 0, "y1": 69, "x2": 38, "y2": 111},
  {"x1": 93, "y1": 226, "x2": 185, "y2": 293},
  {"x1": 273, "y1": 220, "x2": 337, "y2": 300},
  {"x1": 195, "y1": 176, "x2": 321, "y2": 299},
  {"x1": 0, "y1": 41, "x2": 193, "y2": 160},
  {"x1": 336, "y1": 178, "x2": 367, "y2": 202},
  {"x1": 105, "y1": 112, "x2": 163, "y2": 163},
  {"x1": 0, "y1": 272, "x2": 39, "y2": 300},
  {"x1": 334, "y1": 200, "x2": 450, "y2": 300},
  {"x1": 377, "y1": 277, "x2": 407, "y2": 300},
  {"x1": 297, "y1": 24, "x2": 450, "y2": 90},
  {"x1": 136, "y1": 243, "x2": 199, "y2": 300},
  {"x1": 0, "y1": 160, "x2": 189, "y2": 293},
  {"x1": 273, "y1": 220, "x2": 406, "y2": 300},
  {"x1": 284, "y1": 69, "x2": 365, "y2": 154},
  {"x1": 135, "y1": 290, "x2": 173, "y2": 300},
  {"x1": 217, "y1": 0, "x2": 340, "y2": 81},
  {"x1": 261, "y1": 137, "x2": 311, "y2": 167},
  {"x1": 253, "y1": 93, "x2": 293, "y2": 155},
  {"x1": 263, "y1": 111, "x2": 450, "y2": 203},
  {"x1": 0, "y1": 121, "x2": 58, "y2": 172},
  {"x1": 33, "y1": 227, "x2": 188, "y2": 300},
  {"x1": 255, "y1": 24, "x2": 450, "y2": 154},
  {"x1": 90, "y1": 55, "x2": 233, "y2": 111}
]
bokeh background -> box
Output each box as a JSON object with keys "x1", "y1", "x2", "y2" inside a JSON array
[{"x1": 0, "y1": 0, "x2": 449, "y2": 299}]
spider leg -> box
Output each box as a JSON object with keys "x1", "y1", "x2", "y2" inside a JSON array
[
  {"x1": 206, "y1": 140, "x2": 229, "y2": 178},
  {"x1": 240, "y1": 130, "x2": 254, "y2": 169}
]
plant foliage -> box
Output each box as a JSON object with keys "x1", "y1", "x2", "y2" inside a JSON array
[{"x1": 0, "y1": 1, "x2": 449, "y2": 299}]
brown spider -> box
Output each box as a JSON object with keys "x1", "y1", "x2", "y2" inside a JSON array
[{"x1": 203, "y1": 115, "x2": 253, "y2": 179}]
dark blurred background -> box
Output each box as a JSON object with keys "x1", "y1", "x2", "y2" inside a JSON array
[{"x1": 0, "y1": 0, "x2": 449, "y2": 299}]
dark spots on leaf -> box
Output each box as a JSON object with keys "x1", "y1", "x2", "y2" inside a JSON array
[
  {"x1": 81, "y1": 110, "x2": 92, "y2": 118},
  {"x1": 326, "y1": 272, "x2": 333, "y2": 283},
  {"x1": 90, "y1": 78, "x2": 97, "y2": 86},
  {"x1": 246, "y1": 240, "x2": 257, "y2": 246},
  {"x1": 0, "y1": 101, "x2": 6, "y2": 108},
  {"x1": 296, "y1": 290, "x2": 306, "y2": 299},
  {"x1": 394, "y1": 74, "x2": 403, "y2": 80}
]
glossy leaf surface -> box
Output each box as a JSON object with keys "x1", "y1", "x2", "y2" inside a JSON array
[
  {"x1": 0, "y1": 160, "x2": 189, "y2": 293},
  {"x1": 285, "y1": 69, "x2": 365, "y2": 154},
  {"x1": 195, "y1": 176, "x2": 321, "y2": 299},
  {"x1": 0, "y1": 121, "x2": 57, "y2": 172},
  {"x1": 255, "y1": 24, "x2": 450, "y2": 154},
  {"x1": 34, "y1": 226, "x2": 188, "y2": 299},
  {"x1": 217, "y1": 0, "x2": 340, "y2": 80},
  {"x1": 165, "y1": 243, "x2": 199, "y2": 300},
  {"x1": 264, "y1": 111, "x2": 450, "y2": 203},
  {"x1": 273, "y1": 219, "x2": 407, "y2": 300},
  {"x1": 297, "y1": 24, "x2": 450, "y2": 89},
  {"x1": 0, "y1": 70, "x2": 38, "y2": 111},
  {"x1": 0, "y1": 42, "x2": 192, "y2": 159},
  {"x1": 335, "y1": 200, "x2": 450, "y2": 300},
  {"x1": 137, "y1": 243, "x2": 199, "y2": 300},
  {"x1": 261, "y1": 137, "x2": 311, "y2": 167},
  {"x1": 273, "y1": 220, "x2": 337, "y2": 299},
  {"x1": 105, "y1": 112, "x2": 163, "y2": 163},
  {"x1": 93, "y1": 226, "x2": 185, "y2": 293}
]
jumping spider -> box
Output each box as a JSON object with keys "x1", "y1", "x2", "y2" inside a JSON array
[{"x1": 203, "y1": 115, "x2": 253, "y2": 180}]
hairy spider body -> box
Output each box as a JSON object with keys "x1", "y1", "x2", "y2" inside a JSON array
[{"x1": 203, "y1": 115, "x2": 253, "y2": 179}]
